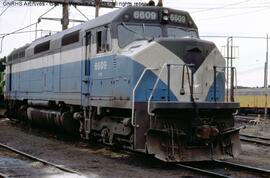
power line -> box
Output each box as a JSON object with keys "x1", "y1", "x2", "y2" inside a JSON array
[
  {"x1": 238, "y1": 66, "x2": 265, "y2": 74},
  {"x1": 201, "y1": 35, "x2": 270, "y2": 40},
  {"x1": 176, "y1": 5, "x2": 270, "y2": 10},
  {"x1": 19, "y1": 0, "x2": 116, "y2": 30},
  {"x1": 38, "y1": 4, "x2": 57, "y2": 20},
  {"x1": 2, "y1": 22, "x2": 38, "y2": 37},
  {"x1": 0, "y1": 29, "x2": 59, "y2": 37},
  {"x1": 0, "y1": 3, "x2": 12, "y2": 17},
  {"x1": 191, "y1": 0, "x2": 251, "y2": 13},
  {"x1": 73, "y1": 5, "x2": 89, "y2": 21},
  {"x1": 196, "y1": 6, "x2": 270, "y2": 21},
  {"x1": 0, "y1": 22, "x2": 38, "y2": 53},
  {"x1": 166, "y1": 0, "x2": 270, "y2": 5},
  {"x1": 164, "y1": 0, "x2": 270, "y2": 11}
]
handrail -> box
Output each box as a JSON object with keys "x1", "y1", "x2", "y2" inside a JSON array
[
  {"x1": 214, "y1": 66, "x2": 237, "y2": 102},
  {"x1": 147, "y1": 63, "x2": 167, "y2": 116},
  {"x1": 132, "y1": 63, "x2": 195, "y2": 126},
  {"x1": 147, "y1": 63, "x2": 193, "y2": 116},
  {"x1": 233, "y1": 67, "x2": 237, "y2": 102},
  {"x1": 234, "y1": 67, "x2": 238, "y2": 95},
  {"x1": 131, "y1": 67, "x2": 158, "y2": 127}
]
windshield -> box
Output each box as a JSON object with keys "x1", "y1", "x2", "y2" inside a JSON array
[
  {"x1": 168, "y1": 27, "x2": 198, "y2": 38},
  {"x1": 118, "y1": 24, "x2": 162, "y2": 48}
]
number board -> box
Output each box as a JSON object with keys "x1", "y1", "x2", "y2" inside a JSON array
[
  {"x1": 124, "y1": 9, "x2": 194, "y2": 27},
  {"x1": 169, "y1": 13, "x2": 187, "y2": 25},
  {"x1": 133, "y1": 10, "x2": 158, "y2": 21}
]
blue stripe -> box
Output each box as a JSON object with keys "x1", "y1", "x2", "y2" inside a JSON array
[
  {"x1": 5, "y1": 55, "x2": 195, "y2": 106},
  {"x1": 205, "y1": 72, "x2": 225, "y2": 101}
]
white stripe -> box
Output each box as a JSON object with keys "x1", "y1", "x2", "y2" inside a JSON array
[
  {"x1": 132, "y1": 42, "x2": 191, "y2": 101},
  {"x1": 7, "y1": 47, "x2": 83, "y2": 74}
]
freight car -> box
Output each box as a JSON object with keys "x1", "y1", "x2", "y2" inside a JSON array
[
  {"x1": 235, "y1": 88, "x2": 270, "y2": 115},
  {"x1": 4, "y1": 6, "x2": 240, "y2": 162}
]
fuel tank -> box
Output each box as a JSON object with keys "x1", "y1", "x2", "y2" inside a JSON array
[{"x1": 27, "y1": 107, "x2": 80, "y2": 134}]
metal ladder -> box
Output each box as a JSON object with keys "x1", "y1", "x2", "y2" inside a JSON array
[{"x1": 83, "y1": 107, "x2": 92, "y2": 139}]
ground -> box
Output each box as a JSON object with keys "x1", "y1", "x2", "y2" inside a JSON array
[
  {"x1": 0, "y1": 118, "x2": 201, "y2": 178},
  {"x1": 232, "y1": 115, "x2": 270, "y2": 170}
]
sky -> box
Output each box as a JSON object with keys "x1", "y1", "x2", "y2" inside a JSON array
[{"x1": 1, "y1": 0, "x2": 270, "y2": 87}]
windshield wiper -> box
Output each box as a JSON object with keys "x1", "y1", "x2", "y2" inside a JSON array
[
  {"x1": 121, "y1": 22, "x2": 154, "y2": 42},
  {"x1": 122, "y1": 22, "x2": 144, "y2": 37}
]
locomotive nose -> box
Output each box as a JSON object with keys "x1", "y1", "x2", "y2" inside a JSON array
[{"x1": 157, "y1": 38, "x2": 216, "y2": 71}]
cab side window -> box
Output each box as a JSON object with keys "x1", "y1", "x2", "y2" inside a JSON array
[{"x1": 96, "y1": 27, "x2": 111, "y2": 53}]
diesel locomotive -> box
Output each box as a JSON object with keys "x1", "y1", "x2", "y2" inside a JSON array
[{"x1": 4, "y1": 6, "x2": 240, "y2": 162}]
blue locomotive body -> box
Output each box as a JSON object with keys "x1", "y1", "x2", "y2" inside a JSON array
[{"x1": 5, "y1": 6, "x2": 240, "y2": 162}]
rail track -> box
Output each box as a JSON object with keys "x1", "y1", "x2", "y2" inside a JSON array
[
  {"x1": 177, "y1": 160, "x2": 270, "y2": 178},
  {"x1": 0, "y1": 142, "x2": 85, "y2": 178},
  {"x1": 240, "y1": 134, "x2": 270, "y2": 146}
]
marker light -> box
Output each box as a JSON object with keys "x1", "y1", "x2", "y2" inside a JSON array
[
  {"x1": 160, "y1": 8, "x2": 169, "y2": 23},
  {"x1": 123, "y1": 14, "x2": 130, "y2": 21},
  {"x1": 163, "y1": 16, "x2": 169, "y2": 21},
  {"x1": 163, "y1": 9, "x2": 169, "y2": 15}
]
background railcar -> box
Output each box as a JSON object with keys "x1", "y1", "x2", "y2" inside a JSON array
[
  {"x1": 235, "y1": 88, "x2": 270, "y2": 115},
  {"x1": 4, "y1": 6, "x2": 240, "y2": 162}
]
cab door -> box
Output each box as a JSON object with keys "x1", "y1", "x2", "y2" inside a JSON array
[{"x1": 81, "y1": 31, "x2": 91, "y2": 106}]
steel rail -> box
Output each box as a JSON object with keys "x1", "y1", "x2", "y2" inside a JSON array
[
  {"x1": 0, "y1": 142, "x2": 83, "y2": 176},
  {"x1": 240, "y1": 133, "x2": 270, "y2": 141},
  {"x1": 214, "y1": 160, "x2": 270, "y2": 175},
  {"x1": 178, "y1": 160, "x2": 270, "y2": 178},
  {"x1": 240, "y1": 134, "x2": 270, "y2": 146},
  {"x1": 177, "y1": 163, "x2": 232, "y2": 178},
  {"x1": 240, "y1": 137, "x2": 270, "y2": 146}
]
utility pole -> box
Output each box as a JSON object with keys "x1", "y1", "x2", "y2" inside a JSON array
[
  {"x1": 62, "y1": 1, "x2": 69, "y2": 30},
  {"x1": 157, "y1": 0, "x2": 163, "y2": 7},
  {"x1": 230, "y1": 37, "x2": 234, "y2": 102},
  {"x1": 225, "y1": 36, "x2": 236, "y2": 102},
  {"x1": 95, "y1": 0, "x2": 101, "y2": 17},
  {"x1": 265, "y1": 34, "x2": 269, "y2": 118},
  {"x1": 226, "y1": 37, "x2": 231, "y2": 101}
]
